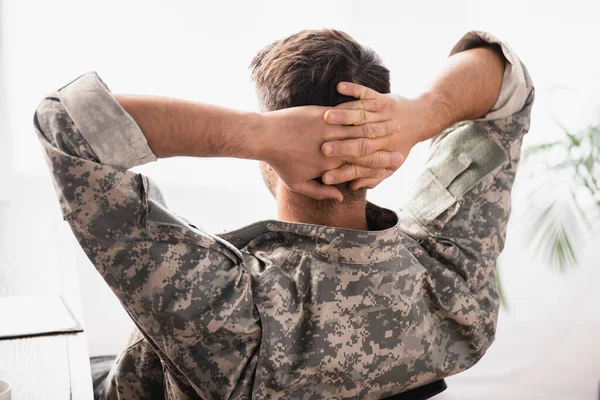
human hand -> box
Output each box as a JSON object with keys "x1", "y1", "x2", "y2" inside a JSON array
[
  {"x1": 260, "y1": 104, "x2": 401, "y2": 201},
  {"x1": 321, "y1": 82, "x2": 437, "y2": 190}
]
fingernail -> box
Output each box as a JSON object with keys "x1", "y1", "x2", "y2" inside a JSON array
[
  {"x1": 323, "y1": 144, "x2": 334, "y2": 155},
  {"x1": 323, "y1": 175, "x2": 333, "y2": 184},
  {"x1": 327, "y1": 113, "x2": 337, "y2": 123},
  {"x1": 339, "y1": 83, "x2": 347, "y2": 91},
  {"x1": 372, "y1": 101, "x2": 380, "y2": 110}
]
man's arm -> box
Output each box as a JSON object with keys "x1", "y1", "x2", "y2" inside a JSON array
[
  {"x1": 319, "y1": 43, "x2": 507, "y2": 188},
  {"x1": 321, "y1": 32, "x2": 535, "y2": 376},
  {"x1": 34, "y1": 73, "x2": 264, "y2": 398},
  {"x1": 115, "y1": 94, "x2": 400, "y2": 201}
]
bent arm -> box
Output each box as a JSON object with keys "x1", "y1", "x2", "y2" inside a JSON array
[
  {"x1": 115, "y1": 94, "x2": 264, "y2": 160},
  {"x1": 415, "y1": 44, "x2": 506, "y2": 142},
  {"x1": 326, "y1": 44, "x2": 506, "y2": 146},
  {"x1": 34, "y1": 73, "x2": 261, "y2": 398},
  {"x1": 321, "y1": 31, "x2": 531, "y2": 188}
]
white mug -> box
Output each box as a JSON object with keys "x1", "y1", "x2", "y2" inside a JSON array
[{"x1": 0, "y1": 379, "x2": 11, "y2": 400}]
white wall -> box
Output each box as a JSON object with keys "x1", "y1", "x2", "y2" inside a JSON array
[{"x1": 2, "y1": 1, "x2": 600, "y2": 398}]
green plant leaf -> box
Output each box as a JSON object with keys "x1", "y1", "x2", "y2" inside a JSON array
[
  {"x1": 528, "y1": 192, "x2": 585, "y2": 272},
  {"x1": 523, "y1": 141, "x2": 562, "y2": 159},
  {"x1": 566, "y1": 131, "x2": 582, "y2": 147}
]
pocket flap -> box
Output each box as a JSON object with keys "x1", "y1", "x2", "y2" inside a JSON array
[
  {"x1": 404, "y1": 123, "x2": 507, "y2": 225},
  {"x1": 428, "y1": 123, "x2": 507, "y2": 199},
  {"x1": 405, "y1": 169, "x2": 456, "y2": 223}
]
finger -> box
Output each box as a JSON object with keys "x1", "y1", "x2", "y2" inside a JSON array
[
  {"x1": 324, "y1": 108, "x2": 376, "y2": 126},
  {"x1": 349, "y1": 171, "x2": 393, "y2": 191},
  {"x1": 322, "y1": 135, "x2": 394, "y2": 158},
  {"x1": 333, "y1": 99, "x2": 381, "y2": 111},
  {"x1": 322, "y1": 121, "x2": 398, "y2": 148},
  {"x1": 350, "y1": 120, "x2": 399, "y2": 139},
  {"x1": 337, "y1": 82, "x2": 381, "y2": 100},
  {"x1": 293, "y1": 180, "x2": 344, "y2": 202},
  {"x1": 322, "y1": 164, "x2": 386, "y2": 186},
  {"x1": 349, "y1": 177, "x2": 383, "y2": 190},
  {"x1": 325, "y1": 106, "x2": 397, "y2": 127},
  {"x1": 349, "y1": 151, "x2": 404, "y2": 169}
]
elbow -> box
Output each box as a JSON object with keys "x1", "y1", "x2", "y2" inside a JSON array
[
  {"x1": 33, "y1": 95, "x2": 62, "y2": 143},
  {"x1": 463, "y1": 306, "x2": 499, "y2": 371}
]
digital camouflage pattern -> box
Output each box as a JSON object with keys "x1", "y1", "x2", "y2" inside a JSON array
[{"x1": 34, "y1": 31, "x2": 533, "y2": 399}]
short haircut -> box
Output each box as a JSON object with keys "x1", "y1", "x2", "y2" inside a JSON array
[
  {"x1": 250, "y1": 29, "x2": 390, "y2": 205},
  {"x1": 250, "y1": 29, "x2": 390, "y2": 110}
]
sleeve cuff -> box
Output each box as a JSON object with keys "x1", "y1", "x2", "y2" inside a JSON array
[
  {"x1": 449, "y1": 31, "x2": 533, "y2": 121},
  {"x1": 57, "y1": 72, "x2": 157, "y2": 169}
]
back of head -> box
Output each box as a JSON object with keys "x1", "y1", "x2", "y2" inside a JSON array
[{"x1": 250, "y1": 29, "x2": 390, "y2": 210}]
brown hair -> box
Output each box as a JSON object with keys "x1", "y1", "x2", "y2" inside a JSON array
[
  {"x1": 250, "y1": 29, "x2": 390, "y2": 208},
  {"x1": 250, "y1": 29, "x2": 390, "y2": 110}
]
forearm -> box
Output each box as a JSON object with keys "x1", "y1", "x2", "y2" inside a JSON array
[
  {"x1": 116, "y1": 95, "x2": 265, "y2": 160},
  {"x1": 413, "y1": 45, "x2": 505, "y2": 142}
]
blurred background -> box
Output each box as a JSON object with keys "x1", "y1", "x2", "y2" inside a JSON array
[{"x1": 1, "y1": 0, "x2": 599, "y2": 398}]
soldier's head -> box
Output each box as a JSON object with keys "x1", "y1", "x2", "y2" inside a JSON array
[{"x1": 250, "y1": 29, "x2": 390, "y2": 213}]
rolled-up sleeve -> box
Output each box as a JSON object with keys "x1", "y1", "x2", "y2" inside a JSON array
[
  {"x1": 58, "y1": 72, "x2": 157, "y2": 169},
  {"x1": 401, "y1": 32, "x2": 535, "y2": 379},
  {"x1": 34, "y1": 73, "x2": 261, "y2": 400},
  {"x1": 449, "y1": 30, "x2": 533, "y2": 122}
]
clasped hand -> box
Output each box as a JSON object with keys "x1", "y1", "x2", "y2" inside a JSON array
[{"x1": 261, "y1": 82, "x2": 426, "y2": 201}]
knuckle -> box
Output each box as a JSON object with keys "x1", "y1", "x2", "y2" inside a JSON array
[
  {"x1": 359, "y1": 139, "x2": 370, "y2": 157},
  {"x1": 369, "y1": 153, "x2": 380, "y2": 169},
  {"x1": 351, "y1": 164, "x2": 361, "y2": 180},
  {"x1": 364, "y1": 123, "x2": 376, "y2": 139},
  {"x1": 359, "y1": 109, "x2": 368, "y2": 125},
  {"x1": 353, "y1": 110, "x2": 364, "y2": 125},
  {"x1": 361, "y1": 124, "x2": 370, "y2": 138},
  {"x1": 369, "y1": 123, "x2": 380, "y2": 139}
]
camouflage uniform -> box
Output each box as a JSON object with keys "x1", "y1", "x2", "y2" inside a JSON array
[{"x1": 34, "y1": 31, "x2": 533, "y2": 399}]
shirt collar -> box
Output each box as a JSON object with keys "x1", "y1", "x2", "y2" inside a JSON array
[{"x1": 219, "y1": 202, "x2": 403, "y2": 265}]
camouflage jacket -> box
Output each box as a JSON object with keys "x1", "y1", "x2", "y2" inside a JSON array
[{"x1": 34, "y1": 31, "x2": 533, "y2": 400}]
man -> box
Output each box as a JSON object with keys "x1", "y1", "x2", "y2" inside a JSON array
[{"x1": 34, "y1": 29, "x2": 533, "y2": 399}]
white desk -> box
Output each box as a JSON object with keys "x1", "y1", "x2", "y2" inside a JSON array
[{"x1": 0, "y1": 201, "x2": 93, "y2": 399}]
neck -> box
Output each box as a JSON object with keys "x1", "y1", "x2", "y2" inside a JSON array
[{"x1": 277, "y1": 190, "x2": 368, "y2": 231}]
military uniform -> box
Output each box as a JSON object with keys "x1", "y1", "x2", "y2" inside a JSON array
[{"x1": 34, "y1": 31, "x2": 533, "y2": 399}]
